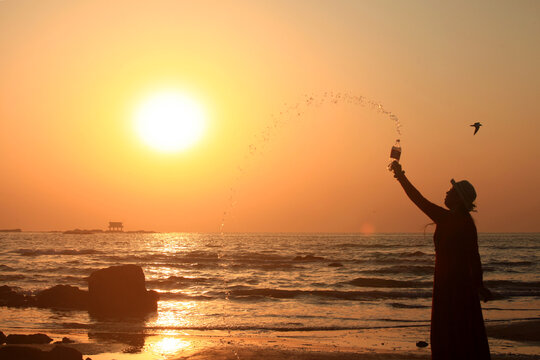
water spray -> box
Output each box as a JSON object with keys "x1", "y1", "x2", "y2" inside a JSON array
[{"x1": 220, "y1": 92, "x2": 402, "y2": 233}]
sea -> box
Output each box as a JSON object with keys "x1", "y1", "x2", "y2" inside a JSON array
[{"x1": 0, "y1": 232, "x2": 539, "y2": 355}]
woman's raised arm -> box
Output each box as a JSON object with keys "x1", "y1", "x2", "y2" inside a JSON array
[{"x1": 390, "y1": 161, "x2": 447, "y2": 224}]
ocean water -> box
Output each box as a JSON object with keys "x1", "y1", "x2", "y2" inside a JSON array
[{"x1": 0, "y1": 232, "x2": 539, "y2": 339}]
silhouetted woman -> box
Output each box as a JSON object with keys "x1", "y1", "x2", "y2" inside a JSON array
[{"x1": 390, "y1": 161, "x2": 491, "y2": 360}]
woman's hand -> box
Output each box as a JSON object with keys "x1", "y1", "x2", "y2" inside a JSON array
[
  {"x1": 478, "y1": 285, "x2": 493, "y2": 303},
  {"x1": 390, "y1": 161, "x2": 405, "y2": 179}
]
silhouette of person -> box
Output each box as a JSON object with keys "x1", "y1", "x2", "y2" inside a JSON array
[{"x1": 390, "y1": 161, "x2": 492, "y2": 360}]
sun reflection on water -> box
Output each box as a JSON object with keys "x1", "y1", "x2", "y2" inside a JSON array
[
  {"x1": 148, "y1": 336, "x2": 191, "y2": 357},
  {"x1": 153, "y1": 301, "x2": 200, "y2": 328}
]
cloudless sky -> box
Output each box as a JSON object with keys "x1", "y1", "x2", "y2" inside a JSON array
[{"x1": 1, "y1": 0, "x2": 539, "y2": 232}]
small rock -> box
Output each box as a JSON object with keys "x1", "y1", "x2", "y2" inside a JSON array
[
  {"x1": 55, "y1": 337, "x2": 76, "y2": 344},
  {"x1": 416, "y1": 340, "x2": 429, "y2": 348},
  {"x1": 62, "y1": 337, "x2": 75, "y2": 344}
]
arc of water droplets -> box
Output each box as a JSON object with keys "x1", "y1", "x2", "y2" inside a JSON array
[
  {"x1": 220, "y1": 92, "x2": 402, "y2": 233},
  {"x1": 216, "y1": 93, "x2": 402, "y2": 358}
]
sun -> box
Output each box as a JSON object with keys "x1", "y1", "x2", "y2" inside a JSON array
[{"x1": 134, "y1": 91, "x2": 206, "y2": 152}]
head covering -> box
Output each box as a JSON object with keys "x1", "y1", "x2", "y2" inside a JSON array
[{"x1": 450, "y1": 179, "x2": 477, "y2": 212}]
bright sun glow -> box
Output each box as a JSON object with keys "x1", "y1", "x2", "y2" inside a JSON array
[{"x1": 134, "y1": 91, "x2": 205, "y2": 152}]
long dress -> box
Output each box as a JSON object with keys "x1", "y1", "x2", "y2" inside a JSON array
[{"x1": 397, "y1": 175, "x2": 491, "y2": 360}]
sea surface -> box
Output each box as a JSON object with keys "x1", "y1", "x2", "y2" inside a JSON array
[{"x1": 0, "y1": 232, "x2": 539, "y2": 344}]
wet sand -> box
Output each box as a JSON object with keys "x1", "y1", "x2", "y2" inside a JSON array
[
  {"x1": 6, "y1": 319, "x2": 538, "y2": 360},
  {"x1": 486, "y1": 319, "x2": 540, "y2": 342},
  {"x1": 174, "y1": 347, "x2": 540, "y2": 360}
]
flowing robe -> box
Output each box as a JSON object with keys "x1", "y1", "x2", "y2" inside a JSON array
[{"x1": 397, "y1": 175, "x2": 491, "y2": 360}]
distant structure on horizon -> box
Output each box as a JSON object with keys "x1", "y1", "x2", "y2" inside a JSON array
[{"x1": 108, "y1": 222, "x2": 124, "y2": 232}]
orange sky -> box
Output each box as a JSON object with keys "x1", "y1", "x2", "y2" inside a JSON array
[{"x1": 1, "y1": 0, "x2": 539, "y2": 232}]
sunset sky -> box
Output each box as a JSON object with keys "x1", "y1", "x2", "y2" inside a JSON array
[{"x1": 1, "y1": 0, "x2": 539, "y2": 233}]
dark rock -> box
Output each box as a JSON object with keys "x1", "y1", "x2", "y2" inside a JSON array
[
  {"x1": 36, "y1": 285, "x2": 89, "y2": 310},
  {"x1": 0, "y1": 331, "x2": 5, "y2": 344},
  {"x1": 416, "y1": 340, "x2": 429, "y2": 348},
  {"x1": 61, "y1": 337, "x2": 75, "y2": 344},
  {"x1": 328, "y1": 262, "x2": 344, "y2": 267},
  {"x1": 0, "y1": 345, "x2": 82, "y2": 360},
  {"x1": 88, "y1": 264, "x2": 158, "y2": 316},
  {"x1": 6, "y1": 333, "x2": 53, "y2": 344},
  {"x1": 0, "y1": 285, "x2": 27, "y2": 307},
  {"x1": 54, "y1": 337, "x2": 75, "y2": 345},
  {"x1": 0, "y1": 345, "x2": 44, "y2": 360},
  {"x1": 47, "y1": 345, "x2": 83, "y2": 360}
]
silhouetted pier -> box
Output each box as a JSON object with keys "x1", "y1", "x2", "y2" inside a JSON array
[{"x1": 108, "y1": 222, "x2": 123, "y2": 232}]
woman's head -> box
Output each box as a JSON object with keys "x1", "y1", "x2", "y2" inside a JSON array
[{"x1": 445, "y1": 179, "x2": 477, "y2": 212}]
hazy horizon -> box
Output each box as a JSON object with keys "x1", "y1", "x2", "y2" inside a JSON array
[{"x1": 3, "y1": 228, "x2": 539, "y2": 235}]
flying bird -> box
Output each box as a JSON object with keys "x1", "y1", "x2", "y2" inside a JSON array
[{"x1": 470, "y1": 122, "x2": 482, "y2": 135}]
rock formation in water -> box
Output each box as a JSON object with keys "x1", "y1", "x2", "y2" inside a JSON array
[
  {"x1": 0, "y1": 285, "x2": 29, "y2": 307},
  {"x1": 36, "y1": 285, "x2": 89, "y2": 310},
  {"x1": 88, "y1": 264, "x2": 158, "y2": 316},
  {"x1": 1, "y1": 265, "x2": 157, "y2": 317}
]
